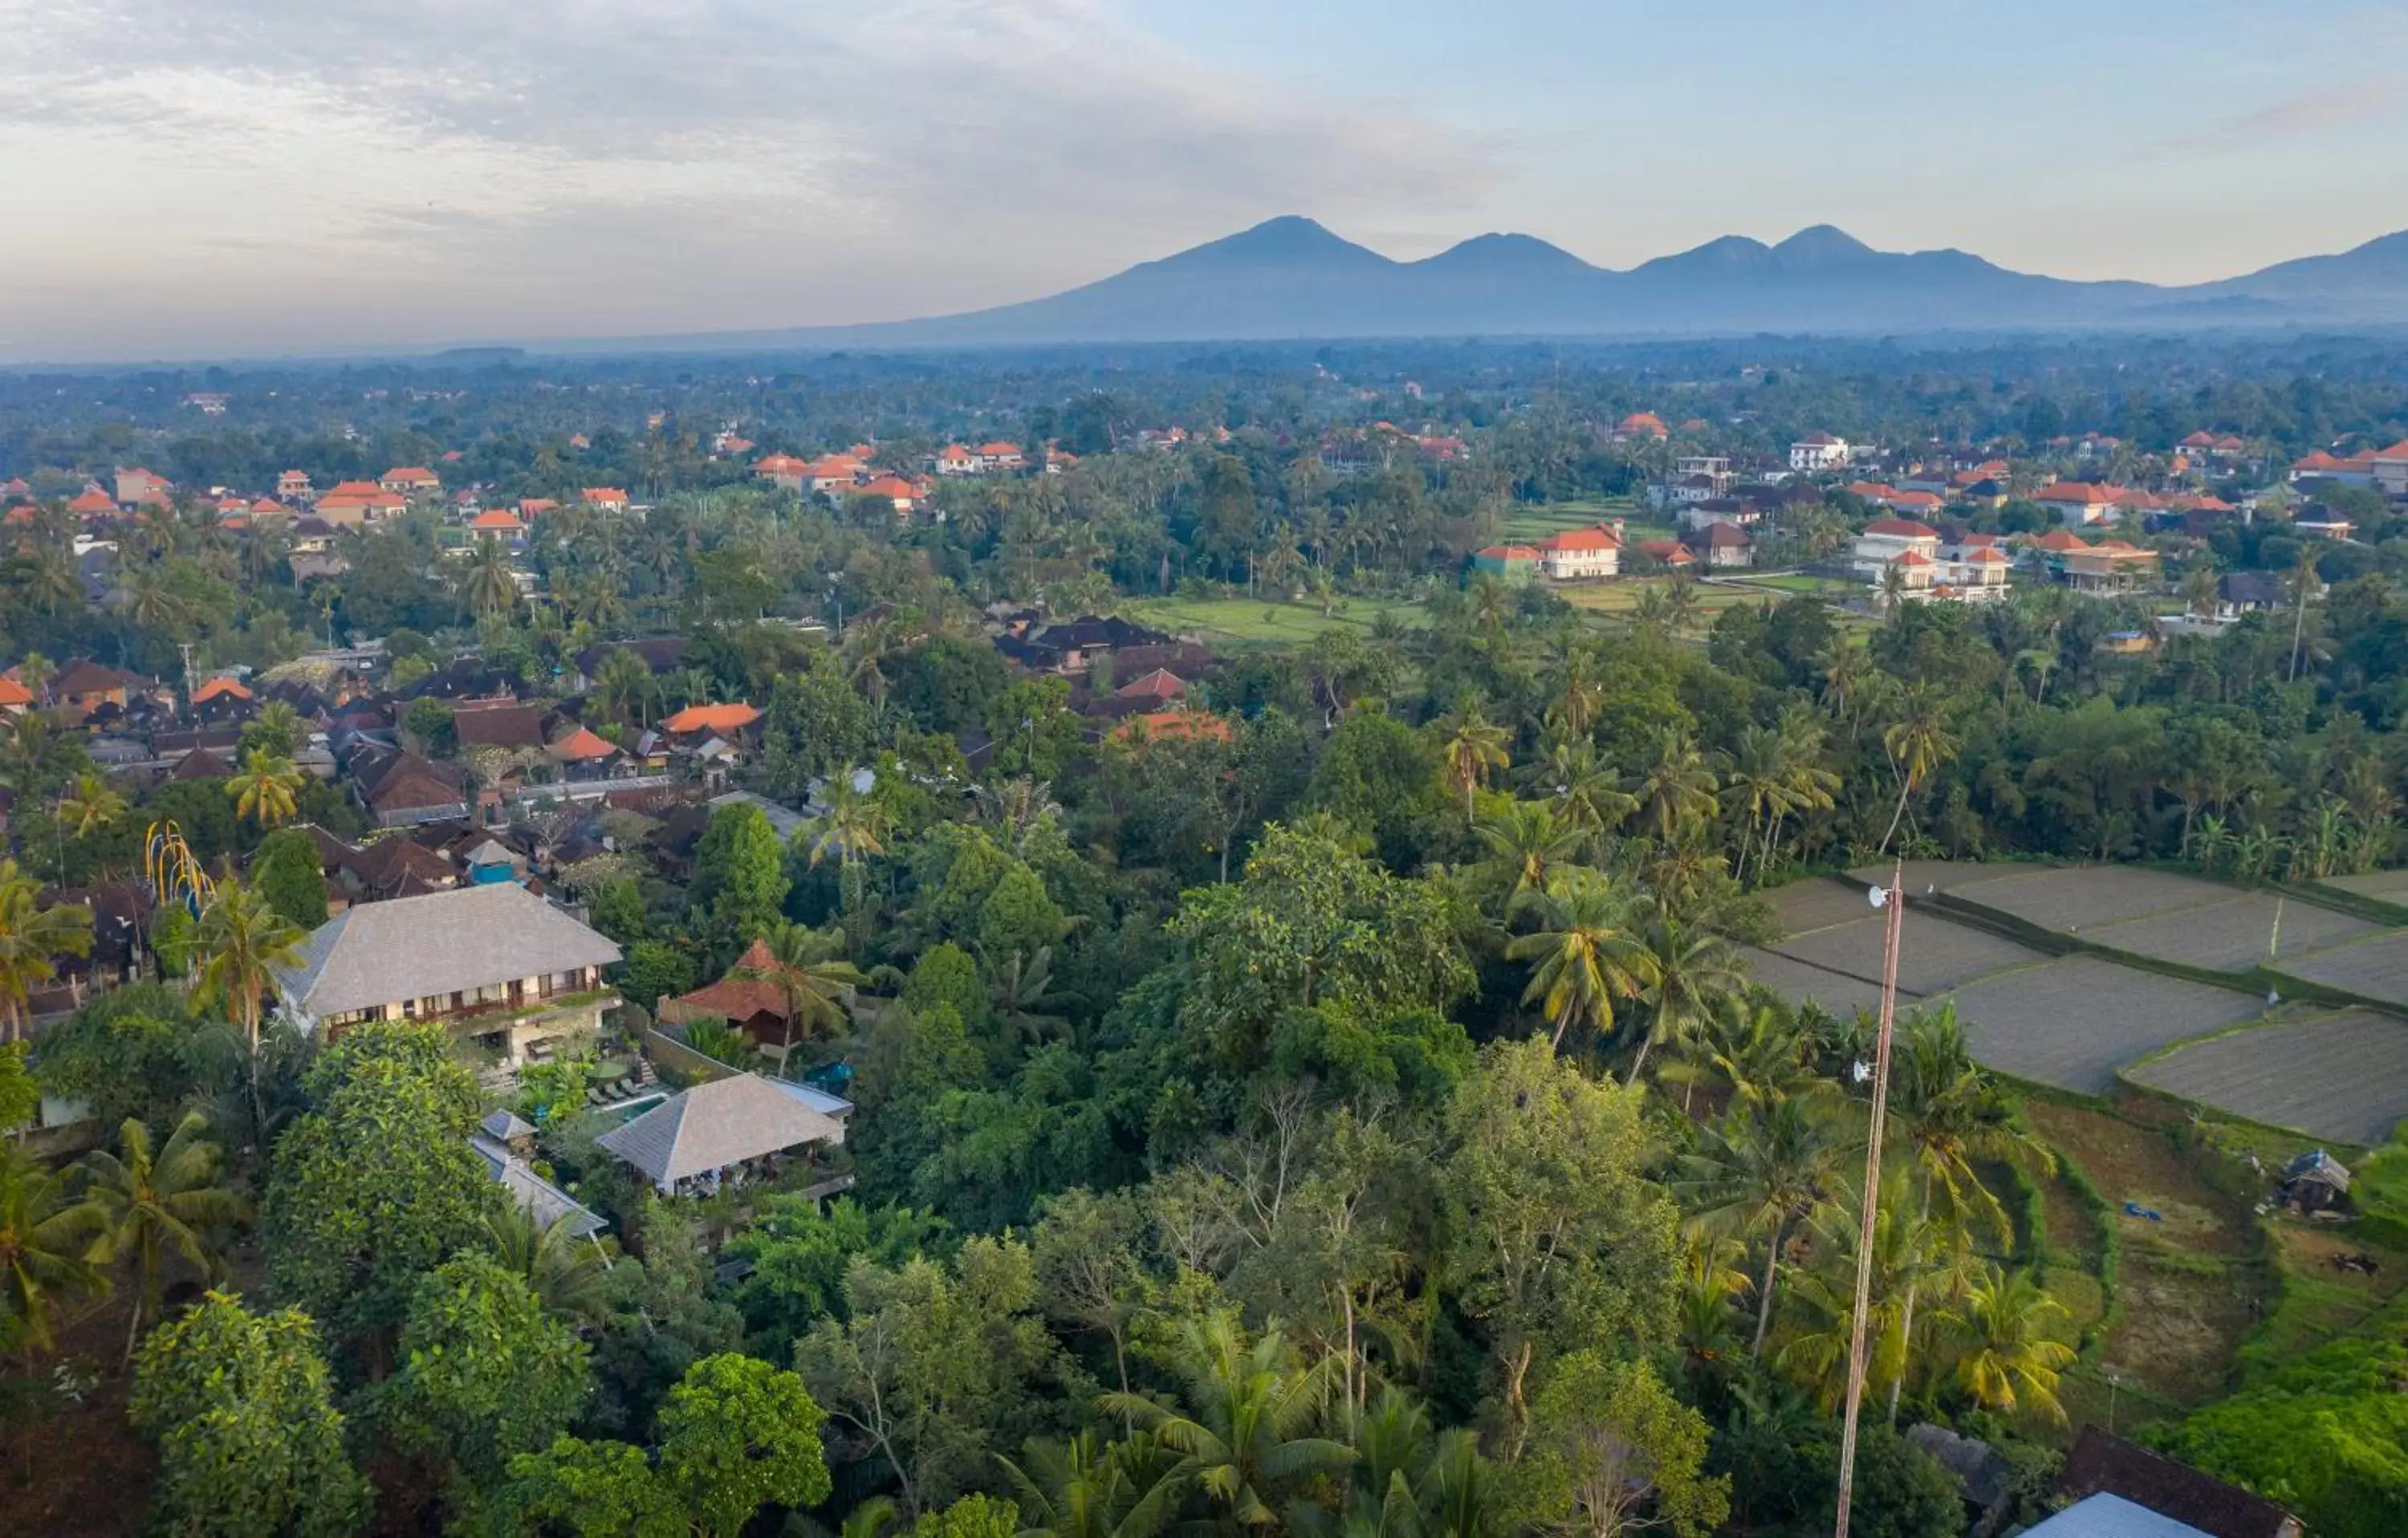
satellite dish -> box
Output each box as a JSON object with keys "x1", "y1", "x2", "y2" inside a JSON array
[{"x1": 1868, "y1": 886, "x2": 1889, "y2": 909}]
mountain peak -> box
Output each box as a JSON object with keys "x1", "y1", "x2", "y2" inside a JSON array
[
  {"x1": 1774, "y1": 225, "x2": 1877, "y2": 267},
  {"x1": 1413, "y1": 232, "x2": 1595, "y2": 275},
  {"x1": 1141, "y1": 216, "x2": 1393, "y2": 275}
]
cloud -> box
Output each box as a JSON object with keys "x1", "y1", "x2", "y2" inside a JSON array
[
  {"x1": 2156, "y1": 75, "x2": 2408, "y2": 154},
  {"x1": 0, "y1": 0, "x2": 1501, "y2": 355}
]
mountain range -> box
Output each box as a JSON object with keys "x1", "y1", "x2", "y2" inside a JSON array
[{"x1": 561, "y1": 217, "x2": 2408, "y2": 353}]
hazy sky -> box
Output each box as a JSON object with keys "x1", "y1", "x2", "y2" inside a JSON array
[{"x1": 5, "y1": 0, "x2": 2406, "y2": 361}]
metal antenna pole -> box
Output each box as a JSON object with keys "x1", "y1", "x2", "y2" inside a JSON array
[{"x1": 1834, "y1": 857, "x2": 1906, "y2": 1538}]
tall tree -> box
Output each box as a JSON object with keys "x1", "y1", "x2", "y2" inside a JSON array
[
  {"x1": 1518, "y1": 1351, "x2": 1729, "y2": 1538},
  {"x1": 226, "y1": 747, "x2": 305, "y2": 830},
  {"x1": 1676, "y1": 1095, "x2": 1842, "y2": 1357},
  {"x1": 1946, "y1": 1263, "x2": 2076, "y2": 1426},
  {"x1": 1438, "y1": 701, "x2": 1511, "y2": 823},
  {"x1": 460, "y1": 532, "x2": 520, "y2": 620},
  {"x1": 736, "y1": 919, "x2": 868, "y2": 1074},
  {"x1": 0, "y1": 1141, "x2": 107, "y2": 1359},
  {"x1": 75, "y1": 1111, "x2": 249, "y2": 1361},
  {"x1": 1443, "y1": 1039, "x2": 1679, "y2": 1456},
  {"x1": 192, "y1": 877, "x2": 304, "y2": 1128},
  {"x1": 128, "y1": 1290, "x2": 369, "y2": 1538},
  {"x1": 0, "y1": 857, "x2": 92, "y2": 1041},
  {"x1": 1504, "y1": 868, "x2": 1656, "y2": 1052},
  {"x1": 1100, "y1": 1312, "x2": 1352, "y2": 1531}
]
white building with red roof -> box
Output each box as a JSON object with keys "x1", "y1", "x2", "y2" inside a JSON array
[
  {"x1": 2036, "y1": 481, "x2": 2122, "y2": 526},
  {"x1": 1534, "y1": 523, "x2": 1623, "y2": 580},
  {"x1": 1852, "y1": 517, "x2": 1940, "y2": 574}
]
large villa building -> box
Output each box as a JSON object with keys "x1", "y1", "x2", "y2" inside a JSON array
[{"x1": 275, "y1": 882, "x2": 621, "y2": 1065}]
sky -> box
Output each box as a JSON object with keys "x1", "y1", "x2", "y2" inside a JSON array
[{"x1": 3, "y1": 0, "x2": 2406, "y2": 361}]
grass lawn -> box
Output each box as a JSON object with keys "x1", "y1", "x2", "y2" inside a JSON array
[{"x1": 1125, "y1": 594, "x2": 1429, "y2": 649}]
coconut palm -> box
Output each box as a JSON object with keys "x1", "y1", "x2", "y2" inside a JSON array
[
  {"x1": 1676, "y1": 1094, "x2": 1845, "y2": 1357},
  {"x1": 1503, "y1": 868, "x2": 1658, "y2": 1052},
  {"x1": 460, "y1": 532, "x2": 520, "y2": 619},
  {"x1": 1946, "y1": 1263, "x2": 2077, "y2": 1425},
  {"x1": 482, "y1": 1204, "x2": 611, "y2": 1324},
  {"x1": 1673, "y1": 1237, "x2": 1754, "y2": 1390},
  {"x1": 1438, "y1": 702, "x2": 1511, "y2": 823},
  {"x1": 737, "y1": 920, "x2": 867, "y2": 1072},
  {"x1": 1625, "y1": 729, "x2": 1721, "y2": 848},
  {"x1": 226, "y1": 747, "x2": 304, "y2": 829},
  {"x1": 193, "y1": 879, "x2": 305, "y2": 1129},
  {"x1": 74, "y1": 1112, "x2": 249, "y2": 1360},
  {"x1": 0, "y1": 858, "x2": 92, "y2": 1042},
  {"x1": 1525, "y1": 737, "x2": 1637, "y2": 845},
  {"x1": 0, "y1": 1142, "x2": 106, "y2": 1359},
  {"x1": 1774, "y1": 1171, "x2": 1972, "y2": 1415},
  {"x1": 807, "y1": 776, "x2": 894, "y2": 914},
  {"x1": 55, "y1": 770, "x2": 127, "y2": 841},
  {"x1": 1879, "y1": 686, "x2": 1959, "y2": 854},
  {"x1": 1660, "y1": 997, "x2": 1818, "y2": 1118},
  {"x1": 588, "y1": 645, "x2": 661, "y2": 727},
  {"x1": 1472, "y1": 800, "x2": 1586, "y2": 910},
  {"x1": 1100, "y1": 1312, "x2": 1352, "y2": 1531},
  {"x1": 1000, "y1": 1430, "x2": 1186, "y2": 1538},
  {"x1": 1626, "y1": 905, "x2": 1745, "y2": 1088},
  {"x1": 239, "y1": 700, "x2": 307, "y2": 758}
]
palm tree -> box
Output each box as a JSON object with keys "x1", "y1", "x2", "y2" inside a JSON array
[
  {"x1": 0, "y1": 1142, "x2": 106, "y2": 1361},
  {"x1": 226, "y1": 747, "x2": 304, "y2": 830},
  {"x1": 74, "y1": 1112, "x2": 249, "y2": 1360},
  {"x1": 1438, "y1": 702, "x2": 1511, "y2": 823},
  {"x1": 1677, "y1": 1095, "x2": 1844, "y2": 1357},
  {"x1": 1946, "y1": 1263, "x2": 2076, "y2": 1425},
  {"x1": 1673, "y1": 1237, "x2": 1754, "y2": 1390},
  {"x1": 0, "y1": 858, "x2": 92, "y2": 1042},
  {"x1": 240, "y1": 699, "x2": 307, "y2": 758},
  {"x1": 1100, "y1": 1312, "x2": 1353, "y2": 1531},
  {"x1": 1626, "y1": 906, "x2": 1746, "y2": 1088},
  {"x1": 55, "y1": 770, "x2": 127, "y2": 842},
  {"x1": 589, "y1": 645, "x2": 661, "y2": 727},
  {"x1": 460, "y1": 532, "x2": 520, "y2": 620},
  {"x1": 1625, "y1": 729, "x2": 1720, "y2": 848},
  {"x1": 2182, "y1": 564, "x2": 2220, "y2": 622},
  {"x1": 483, "y1": 1205, "x2": 610, "y2": 1323},
  {"x1": 1000, "y1": 1430, "x2": 1186, "y2": 1538},
  {"x1": 807, "y1": 777, "x2": 893, "y2": 914},
  {"x1": 1526, "y1": 737, "x2": 1637, "y2": 845},
  {"x1": 737, "y1": 920, "x2": 867, "y2": 1073},
  {"x1": 1659, "y1": 997, "x2": 1817, "y2": 1117},
  {"x1": 987, "y1": 946, "x2": 1071, "y2": 1046},
  {"x1": 1472, "y1": 800, "x2": 1585, "y2": 910},
  {"x1": 1774, "y1": 1171, "x2": 1971, "y2": 1415},
  {"x1": 1503, "y1": 868, "x2": 1657, "y2": 1052},
  {"x1": 1879, "y1": 686, "x2": 1959, "y2": 854},
  {"x1": 1662, "y1": 575, "x2": 1704, "y2": 634},
  {"x1": 192, "y1": 879, "x2": 305, "y2": 1131}
]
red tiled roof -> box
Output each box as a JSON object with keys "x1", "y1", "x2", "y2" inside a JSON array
[
  {"x1": 2033, "y1": 529, "x2": 2089, "y2": 551},
  {"x1": 470, "y1": 509, "x2": 523, "y2": 530},
  {"x1": 68, "y1": 489, "x2": 115, "y2": 514},
  {"x1": 0, "y1": 676, "x2": 33, "y2": 707},
  {"x1": 2037, "y1": 481, "x2": 2118, "y2": 505},
  {"x1": 1893, "y1": 550, "x2": 1932, "y2": 567},
  {"x1": 1540, "y1": 525, "x2": 1623, "y2": 551},
  {"x1": 1475, "y1": 543, "x2": 1540, "y2": 561},
  {"x1": 191, "y1": 676, "x2": 250, "y2": 703}
]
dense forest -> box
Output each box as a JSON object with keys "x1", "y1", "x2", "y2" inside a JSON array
[{"x1": 4, "y1": 337, "x2": 2408, "y2": 1536}]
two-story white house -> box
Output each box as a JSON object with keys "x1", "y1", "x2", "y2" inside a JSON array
[
  {"x1": 1790, "y1": 433, "x2": 1853, "y2": 472},
  {"x1": 1851, "y1": 516, "x2": 1940, "y2": 576}
]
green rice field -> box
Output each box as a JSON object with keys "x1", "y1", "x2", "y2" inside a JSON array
[{"x1": 1122, "y1": 594, "x2": 1428, "y2": 649}]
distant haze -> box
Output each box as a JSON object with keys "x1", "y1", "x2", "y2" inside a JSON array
[{"x1": 4, "y1": 0, "x2": 2407, "y2": 361}]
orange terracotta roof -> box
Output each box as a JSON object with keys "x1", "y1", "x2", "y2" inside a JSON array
[
  {"x1": 1540, "y1": 525, "x2": 1623, "y2": 551},
  {"x1": 470, "y1": 509, "x2": 523, "y2": 530},
  {"x1": 68, "y1": 489, "x2": 115, "y2": 514},
  {"x1": 0, "y1": 676, "x2": 33, "y2": 707},
  {"x1": 191, "y1": 676, "x2": 251, "y2": 702},
  {"x1": 1111, "y1": 709, "x2": 1233, "y2": 744},
  {"x1": 1966, "y1": 547, "x2": 2011, "y2": 564},
  {"x1": 582, "y1": 487, "x2": 627, "y2": 502},
  {"x1": 327, "y1": 479, "x2": 382, "y2": 497},
  {"x1": 547, "y1": 725, "x2": 620, "y2": 761},
  {"x1": 1475, "y1": 543, "x2": 1540, "y2": 560},
  {"x1": 1893, "y1": 550, "x2": 1932, "y2": 567},
  {"x1": 661, "y1": 702, "x2": 763, "y2": 734},
  {"x1": 2033, "y1": 529, "x2": 2090, "y2": 551}
]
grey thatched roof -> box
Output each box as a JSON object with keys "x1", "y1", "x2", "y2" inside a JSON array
[
  {"x1": 595, "y1": 1073, "x2": 843, "y2": 1188},
  {"x1": 276, "y1": 882, "x2": 620, "y2": 1018}
]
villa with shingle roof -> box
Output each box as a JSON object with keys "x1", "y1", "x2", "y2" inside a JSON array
[
  {"x1": 274, "y1": 882, "x2": 620, "y2": 1064},
  {"x1": 596, "y1": 1072, "x2": 846, "y2": 1194}
]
